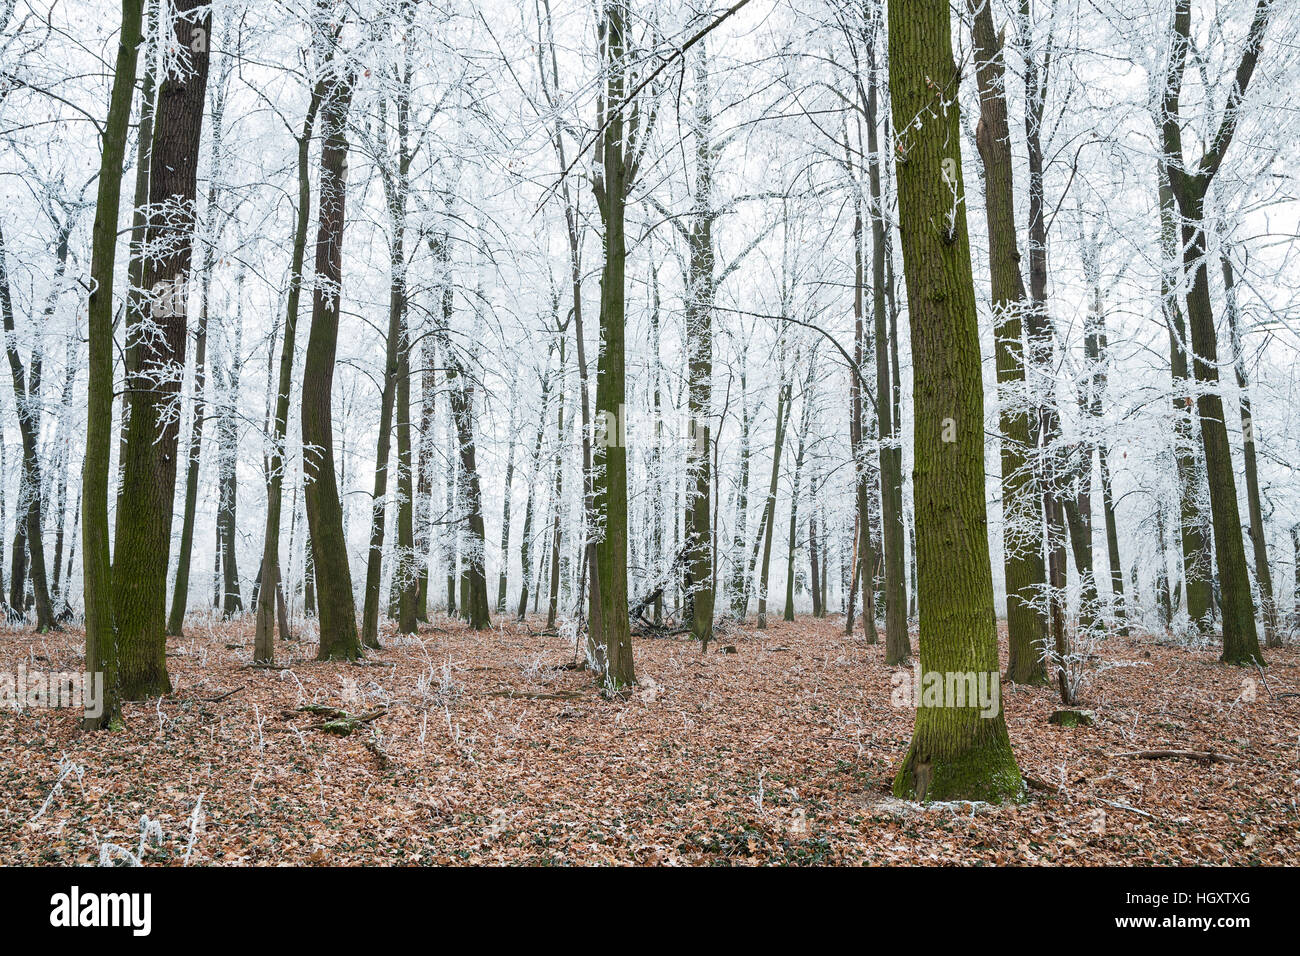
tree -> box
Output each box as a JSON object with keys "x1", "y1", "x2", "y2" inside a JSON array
[
  {"x1": 0, "y1": 221, "x2": 56, "y2": 631},
  {"x1": 587, "y1": 0, "x2": 648, "y2": 689},
  {"x1": 1221, "y1": 236, "x2": 1279, "y2": 647},
  {"x1": 252, "y1": 19, "x2": 333, "y2": 663},
  {"x1": 113, "y1": 0, "x2": 212, "y2": 699},
  {"x1": 83, "y1": 0, "x2": 147, "y2": 729},
  {"x1": 302, "y1": 69, "x2": 361, "y2": 662},
  {"x1": 360, "y1": 0, "x2": 418, "y2": 648},
  {"x1": 889, "y1": 0, "x2": 1021, "y2": 802},
  {"x1": 1158, "y1": 0, "x2": 1269, "y2": 666},
  {"x1": 1157, "y1": 161, "x2": 1212, "y2": 631},
  {"x1": 967, "y1": 0, "x2": 1047, "y2": 683}
]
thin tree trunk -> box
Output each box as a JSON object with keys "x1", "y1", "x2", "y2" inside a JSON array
[
  {"x1": 252, "y1": 65, "x2": 325, "y2": 661},
  {"x1": 302, "y1": 73, "x2": 361, "y2": 661},
  {"x1": 756, "y1": 380, "x2": 790, "y2": 630},
  {"x1": 1222, "y1": 243, "x2": 1278, "y2": 647}
]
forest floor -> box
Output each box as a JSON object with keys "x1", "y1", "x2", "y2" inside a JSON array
[{"x1": 1, "y1": 614, "x2": 1297, "y2": 865}]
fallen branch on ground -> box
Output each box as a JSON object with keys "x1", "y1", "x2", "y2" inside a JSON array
[{"x1": 1112, "y1": 749, "x2": 1244, "y2": 764}]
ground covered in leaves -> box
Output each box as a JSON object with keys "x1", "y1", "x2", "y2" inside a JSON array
[{"x1": 2, "y1": 614, "x2": 1297, "y2": 865}]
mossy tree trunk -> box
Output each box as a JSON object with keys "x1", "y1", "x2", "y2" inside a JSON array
[
  {"x1": 889, "y1": 0, "x2": 1021, "y2": 802},
  {"x1": 114, "y1": 0, "x2": 211, "y2": 699},
  {"x1": 83, "y1": 0, "x2": 146, "y2": 729},
  {"x1": 302, "y1": 74, "x2": 361, "y2": 662}
]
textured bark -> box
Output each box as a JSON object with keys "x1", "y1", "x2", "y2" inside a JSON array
[
  {"x1": 168, "y1": 26, "x2": 230, "y2": 636},
  {"x1": 968, "y1": 0, "x2": 1046, "y2": 683},
  {"x1": 889, "y1": 0, "x2": 1021, "y2": 802},
  {"x1": 114, "y1": 0, "x2": 211, "y2": 699},
  {"x1": 681, "y1": 46, "x2": 716, "y2": 648},
  {"x1": 302, "y1": 75, "x2": 361, "y2": 661},
  {"x1": 83, "y1": 0, "x2": 146, "y2": 728}
]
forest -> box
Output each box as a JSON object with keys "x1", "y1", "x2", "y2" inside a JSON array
[{"x1": 0, "y1": 0, "x2": 1298, "y2": 869}]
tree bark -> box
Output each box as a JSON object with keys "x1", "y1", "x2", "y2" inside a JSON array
[
  {"x1": 83, "y1": 0, "x2": 146, "y2": 728},
  {"x1": 968, "y1": 0, "x2": 1047, "y2": 682},
  {"x1": 114, "y1": 0, "x2": 211, "y2": 699},
  {"x1": 889, "y1": 0, "x2": 1021, "y2": 802},
  {"x1": 302, "y1": 73, "x2": 361, "y2": 661}
]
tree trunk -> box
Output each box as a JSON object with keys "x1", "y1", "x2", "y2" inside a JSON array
[
  {"x1": 114, "y1": 0, "x2": 211, "y2": 699},
  {"x1": 1222, "y1": 245, "x2": 1278, "y2": 647},
  {"x1": 302, "y1": 74, "x2": 361, "y2": 661},
  {"x1": 83, "y1": 0, "x2": 146, "y2": 729},
  {"x1": 889, "y1": 0, "x2": 1021, "y2": 802},
  {"x1": 756, "y1": 381, "x2": 789, "y2": 630},
  {"x1": 968, "y1": 0, "x2": 1047, "y2": 683},
  {"x1": 1159, "y1": 0, "x2": 1269, "y2": 665},
  {"x1": 0, "y1": 224, "x2": 56, "y2": 631},
  {"x1": 589, "y1": 0, "x2": 635, "y2": 689},
  {"x1": 865, "y1": 7, "x2": 908, "y2": 663},
  {"x1": 497, "y1": 398, "x2": 518, "y2": 614},
  {"x1": 253, "y1": 68, "x2": 324, "y2": 662}
]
